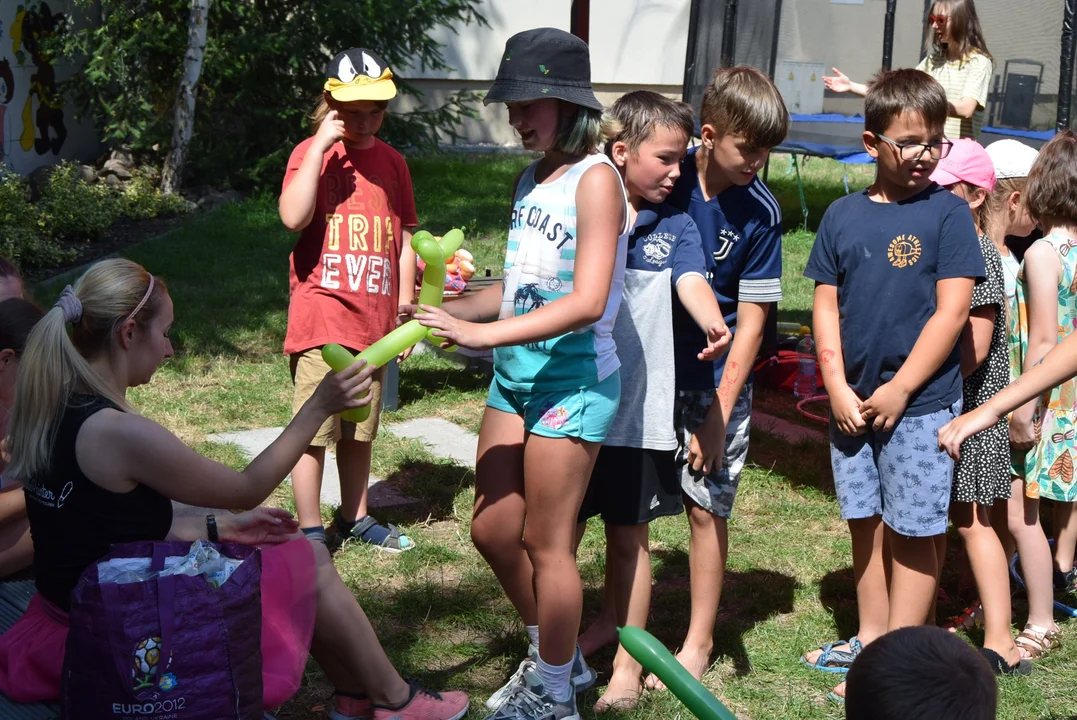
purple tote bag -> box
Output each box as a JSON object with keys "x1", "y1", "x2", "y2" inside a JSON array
[{"x1": 61, "y1": 541, "x2": 263, "y2": 720}]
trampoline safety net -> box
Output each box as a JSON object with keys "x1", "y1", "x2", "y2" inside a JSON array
[{"x1": 684, "y1": 0, "x2": 1073, "y2": 135}]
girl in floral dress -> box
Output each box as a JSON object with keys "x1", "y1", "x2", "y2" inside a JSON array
[{"x1": 1007, "y1": 130, "x2": 1077, "y2": 659}]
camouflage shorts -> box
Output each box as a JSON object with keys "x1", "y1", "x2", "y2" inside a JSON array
[{"x1": 674, "y1": 382, "x2": 753, "y2": 519}]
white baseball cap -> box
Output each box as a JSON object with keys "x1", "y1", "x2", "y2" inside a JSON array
[{"x1": 984, "y1": 139, "x2": 1040, "y2": 179}]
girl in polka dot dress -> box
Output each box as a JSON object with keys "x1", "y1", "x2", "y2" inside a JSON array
[{"x1": 930, "y1": 138, "x2": 1028, "y2": 674}]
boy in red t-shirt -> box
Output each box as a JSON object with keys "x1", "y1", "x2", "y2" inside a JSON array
[{"x1": 279, "y1": 48, "x2": 418, "y2": 552}]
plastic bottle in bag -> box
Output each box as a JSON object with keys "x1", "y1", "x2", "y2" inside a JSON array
[{"x1": 794, "y1": 332, "x2": 818, "y2": 400}]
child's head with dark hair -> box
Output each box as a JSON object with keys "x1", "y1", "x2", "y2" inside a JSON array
[
  {"x1": 608, "y1": 91, "x2": 695, "y2": 153},
  {"x1": 865, "y1": 69, "x2": 947, "y2": 136},
  {"x1": 1023, "y1": 129, "x2": 1077, "y2": 232},
  {"x1": 0, "y1": 297, "x2": 45, "y2": 410},
  {"x1": 0, "y1": 298, "x2": 43, "y2": 355},
  {"x1": 0, "y1": 255, "x2": 22, "y2": 302},
  {"x1": 607, "y1": 90, "x2": 695, "y2": 206},
  {"x1": 697, "y1": 65, "x2": 789, "y2": 192},
  {"x1": 863, "y1": 70, "x2": 950, "y2": 196},
  {"x1": 845, "y1": 626, "x2": 996, "y2": 720}
]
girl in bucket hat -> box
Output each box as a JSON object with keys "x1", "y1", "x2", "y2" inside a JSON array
[
  {"x1": 415, "y1": 27, "x2": 630, "y2": 720},
  {"x1": 930, "y1": 139, "x2": 1032, "y2": 676}
]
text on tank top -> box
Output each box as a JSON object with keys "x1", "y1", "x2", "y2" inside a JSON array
[{"x1": 493, "y1": 153, "x2": 630, "y2": 392}]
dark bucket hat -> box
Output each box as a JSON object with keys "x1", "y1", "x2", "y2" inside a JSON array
[{"x1": 484, "y1": 28, "x2": 603, "y2": 112}]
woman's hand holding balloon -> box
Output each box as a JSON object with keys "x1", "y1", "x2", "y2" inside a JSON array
[{"x1": 313, "y1": 355, "x2": 376, "y2": 417}]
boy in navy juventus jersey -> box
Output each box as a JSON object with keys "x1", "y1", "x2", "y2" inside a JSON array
[{"x1": 654, "y1": 65, "x2": 788, "y2": 687}]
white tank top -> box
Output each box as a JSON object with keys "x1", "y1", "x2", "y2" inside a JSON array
[{"x1": 493, "y1": 153, "x2": 630, "y2": 392}]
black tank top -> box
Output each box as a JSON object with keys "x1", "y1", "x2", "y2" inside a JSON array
[{"x1": 24, "y1": 395, "x2": 173, "y2": 611}]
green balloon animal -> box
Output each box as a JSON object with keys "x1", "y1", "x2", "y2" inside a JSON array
[
  {"x1": 618, "y1": 626, "x2": 738, "y2": 720},
  {"x1": 321, "y1": 228, "x2": 465, "y2": 423}
]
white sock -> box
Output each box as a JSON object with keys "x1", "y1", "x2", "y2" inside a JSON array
[
  {"x1": 526, "y1": 624, "x2": 541, "y2": 651},
  {"x1": 536, "y1": 654, "x2": 573, "y2": 702}
]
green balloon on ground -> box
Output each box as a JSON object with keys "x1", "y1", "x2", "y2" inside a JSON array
[
  {"x1": 617, "y1": 626, "x2": 738, "y2": 720},
  {"x1": 321, "y1": 228, "x2": 466, "y2": 418}
]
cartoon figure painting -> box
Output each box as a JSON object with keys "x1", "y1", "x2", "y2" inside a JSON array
[
  {"x1": 0, "y1": 55, "x2": 12, "y2": 162},
  {"x1": 9, "y1": 1, "x2": 67, "y2": 156}
]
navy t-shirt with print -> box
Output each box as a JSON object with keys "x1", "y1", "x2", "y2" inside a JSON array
[
  {"x1": 803, "y1": 184, "x2": 985, "y2": 416},
  {"x1": 667, "y1": 146, "x2": 784, "y2": 390}
]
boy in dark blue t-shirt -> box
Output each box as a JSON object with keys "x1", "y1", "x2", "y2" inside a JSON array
[
  {"x1": 801, "y1": 69, "x2": 984, "y2": 701},
  {"x1": 658, "y1": 65, "x2": 788, "y2": 686}
]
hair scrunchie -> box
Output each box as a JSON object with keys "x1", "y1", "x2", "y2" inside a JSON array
[{"x1": 55, "y1": 285, "x2": 83, "y2": 324}]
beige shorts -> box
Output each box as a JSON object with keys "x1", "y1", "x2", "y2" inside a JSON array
[{"x1": 290, "y1": 347, "x2": 386, "y2": 447}]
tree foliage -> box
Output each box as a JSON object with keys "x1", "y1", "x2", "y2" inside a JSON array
[{"x1": 58, "y1": 0, "x2": 486, "y2": 188}]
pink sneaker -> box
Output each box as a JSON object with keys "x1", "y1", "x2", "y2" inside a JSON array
[
  {"x1": 329, "y1": 691, "x2": 374, "y2": 720},
  {"x1": 372, "y1": 680, "x2": 469, "y2": 720}
]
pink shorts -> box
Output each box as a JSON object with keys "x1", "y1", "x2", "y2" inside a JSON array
[{"x1": 0, "y1": 539, "x2": 317, "y2": 708}]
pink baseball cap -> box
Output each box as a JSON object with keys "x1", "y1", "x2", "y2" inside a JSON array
[{"x1": 930, "y1": 138, "x2": 997, "y2": 191}]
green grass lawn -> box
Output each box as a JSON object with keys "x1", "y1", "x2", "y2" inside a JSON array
[{"x1": 35, "y1": 154, "x2": 1077, "y2": 720}]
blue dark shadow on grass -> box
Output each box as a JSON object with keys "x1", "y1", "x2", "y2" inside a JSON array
[
  {"x1": 747, "y1": 430, "x2": 835, "y2": 499},
  {"x1": 396, "y1": 365, "x2": 492, "y2": 406},
  {"x1": 378, "y1": 459, "x2": 477, "y2": 524},
  {"x1": 642, "y1": 551, "x2": 798, "y2": 678}
]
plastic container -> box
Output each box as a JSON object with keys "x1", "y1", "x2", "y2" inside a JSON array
[{"x1": 793, "y1": 332, "x2": 818, "y2": 399}]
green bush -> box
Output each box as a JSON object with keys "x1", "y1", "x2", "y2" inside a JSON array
[
  {"x1": 118, "y1": 173, "x2": 192, "y2": 220},
  {"x1": 0, "y1": 162, "x2": 191, "y2": 269},
  {"x1": 0, "y1": 167, "x2": 76, "y2": 266},
  {"x1": 36, "y1": 162, "x2": 120, "y2": 240}
]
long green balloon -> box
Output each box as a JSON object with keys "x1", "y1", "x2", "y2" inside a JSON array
[
  {"x1": 321, "y1": 228, "x2": 464, "y2": 421},
  {"x1": 617, "y1": 626, "x2": 738, "y2": 720}
]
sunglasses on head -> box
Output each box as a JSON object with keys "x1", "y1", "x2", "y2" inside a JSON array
[{"x1": 928, "y1": 13, "x2": 947, "y2": 24}]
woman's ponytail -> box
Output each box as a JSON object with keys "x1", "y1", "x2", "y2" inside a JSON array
[{"x1": 5, "y1": 259, "x2": 165, "y2": 482}]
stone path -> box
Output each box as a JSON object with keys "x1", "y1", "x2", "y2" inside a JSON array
[
  {"x1": 209, "y1": 410, "x2": 825, "y2": 512},
  {"x1": 208, "y1": 417, "x2": 480, "y2": 509}
]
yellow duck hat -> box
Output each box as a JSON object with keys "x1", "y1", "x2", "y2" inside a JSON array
[{"x1": 324, "y1": 48, "x2": 397, "y2": 103}]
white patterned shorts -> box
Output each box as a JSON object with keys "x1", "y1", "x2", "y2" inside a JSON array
[{"x1": 674, "y1": 382, "x2": 753, "y2": 519}]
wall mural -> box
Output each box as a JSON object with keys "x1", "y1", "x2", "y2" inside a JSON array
[{"x1": 1, "y1": 1, "x2": 68, "y2": 166}]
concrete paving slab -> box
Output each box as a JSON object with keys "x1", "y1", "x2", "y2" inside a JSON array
[
  {"x1": 388, "y1": 417, "x2": 479, "y2": 467},
  {"x1": 208, "y1": 427, "x2": 417, "y2": 508}
]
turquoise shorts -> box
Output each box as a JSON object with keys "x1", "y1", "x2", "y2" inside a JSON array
[{"x1": 486, "y1": 371, "x2": 621, "y2": 443}]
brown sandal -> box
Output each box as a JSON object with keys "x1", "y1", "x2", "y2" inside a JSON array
[{"x1": 1015, "y1": 624, "x2": 1061, "y2": 660}]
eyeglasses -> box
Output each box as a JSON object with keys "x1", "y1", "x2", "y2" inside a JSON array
[
  {"x1": 928, "y1": 13, "x2": 947, "y2": 25},
  {"x1": 875, "y1": 133, "x2": 953, "y2": 161}
]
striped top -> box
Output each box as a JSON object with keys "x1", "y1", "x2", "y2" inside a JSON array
[
  {"x1": 493, "y1": 153, "x2": 630, "y2": 392},
  {"x1": 916, "y1": 51, "x2": 993, "y2": 140}
]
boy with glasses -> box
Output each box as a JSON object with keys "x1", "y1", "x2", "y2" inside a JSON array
[{"x1": 799, "y1": 69, "x2": 984, "y2": 703}]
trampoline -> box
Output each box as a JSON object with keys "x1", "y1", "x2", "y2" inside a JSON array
[
  {"x1": 774, "y1": 113, "x2": 1057, "y2": 223},
  {"x1": 684, "y1": 0, "x2": 1077, "y2": 180},
  {"x1": 780, "y1": 112, "x2": 1055, "y2": 164},
  {"x1": 681, "y1": 0, "x2": 1077, "y2": 358}
]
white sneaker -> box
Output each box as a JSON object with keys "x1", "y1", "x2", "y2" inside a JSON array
[
  {"x1": 484, "y1": 669, "x2": 579, "y2": 720},
  {"x1": 486, "y1": 654, "x2": 536, "y2": 711},
  {"x1": 486, "y1": 645, "x2": 595, "y2": 711}
]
